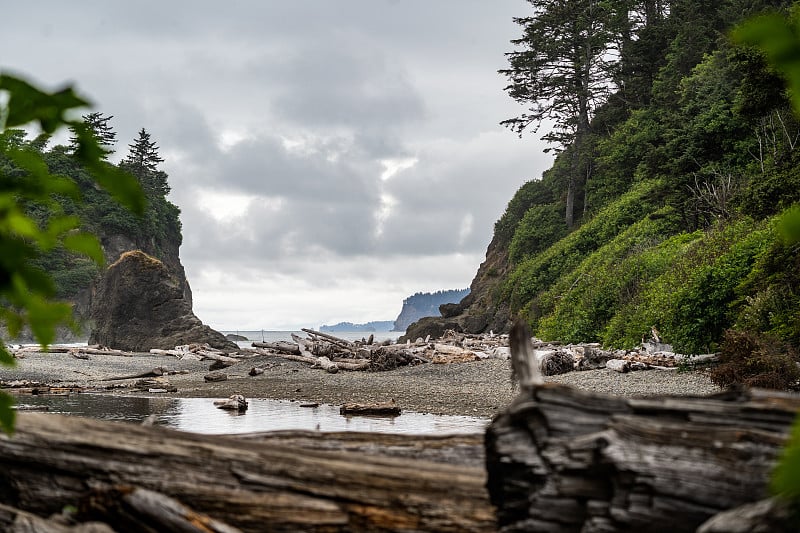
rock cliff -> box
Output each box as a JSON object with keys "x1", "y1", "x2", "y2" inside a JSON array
[{"x1": 89, "y1": 251, "x2": 235, "y2": 351}]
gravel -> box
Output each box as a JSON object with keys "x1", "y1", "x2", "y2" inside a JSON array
[{"x1": 1, "y1": 351, "x2": 723, "y2": 418}]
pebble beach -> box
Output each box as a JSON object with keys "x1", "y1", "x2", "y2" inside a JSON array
[{"x1": 1, "y1": 351, "x2": 723, "y2": 418}]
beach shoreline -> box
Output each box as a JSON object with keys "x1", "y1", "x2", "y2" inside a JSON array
[{"x1": 1, "y1": 351, "x2": 723, "y2": 418}]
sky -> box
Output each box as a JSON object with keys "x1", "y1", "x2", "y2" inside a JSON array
[{"x1": 3, "y1": 1, "x2": 553, "y2": 330}]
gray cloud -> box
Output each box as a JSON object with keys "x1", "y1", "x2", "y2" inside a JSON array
[{"x1": 2, "y1": 0, "x2": 554, "y2": 328}]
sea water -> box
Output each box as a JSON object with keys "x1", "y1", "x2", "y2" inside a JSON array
[{"x1": 224, "y1": 330, "x2": 404, "y2": 348}]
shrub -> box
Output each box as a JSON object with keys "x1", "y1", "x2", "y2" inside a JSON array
[
  {"x1": 536, "y1": 208, "x2": 683, "y2": 343},
  {"x1": 505, "y1": 180, "x2": 663, "y2": 318},
  {"x1": 710, "y1": 329, "x2": 800, "y2": 390},
  {"x1": 508, "y1": 203, "x2": 568, "y2": 264}
]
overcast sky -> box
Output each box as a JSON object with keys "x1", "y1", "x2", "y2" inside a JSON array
[{"x1": 4, "y1": 1, "x2": 552, "y2": 330}]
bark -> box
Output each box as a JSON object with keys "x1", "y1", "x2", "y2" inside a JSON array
[
  {"x1": 230, "y1": 431, "x2": 485, "y2": 468},
  {"x1": 0, "y1": 413, "x2": 495, "y2": 533},
  {"x1": 485, "y1": 384, "x2": 800, "y2": 532},
  {"x1": 79, "y1": 486, "x2": 242, "y2": 533},
  {"x1": 0, "y1": 502, "x2": 115, "y2": 532}
]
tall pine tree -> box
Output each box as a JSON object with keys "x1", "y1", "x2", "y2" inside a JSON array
[
  {"x1": 501, "y1": 0, "x2": 625, "y2": 227},
  {"x1": 121, "y1": 128, "x2": 168, "y2": 196},
  {"x1": 68, "y1": 112, "x2": 116, "y2": 159}
]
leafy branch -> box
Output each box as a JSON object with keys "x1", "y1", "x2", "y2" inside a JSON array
[{"x1": 0, "y1": 73, "x2": 144, "y2": 433}]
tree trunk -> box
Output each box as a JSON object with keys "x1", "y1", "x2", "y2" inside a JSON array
[
  {"x1": 0, "y1": 413, "x2": 495, "y2": 533},
  {"x1": 565, "y1": 175, "x2": 575, "y2": 228}
]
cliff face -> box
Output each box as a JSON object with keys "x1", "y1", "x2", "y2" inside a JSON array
[
  {"x1": 399, "y1": 235, "x2": 512, "y2": 341},
  {"x1": 89, "y1": 250, "x2": 235, "y2": 351},
  {"x1": 63, "y1": 225, "x2": 189, "y2": 333}
]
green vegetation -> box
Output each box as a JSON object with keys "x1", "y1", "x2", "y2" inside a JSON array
[
  {"x1": 0, "y1": 74, "x2": 146, "y2": 433},
  {"x1": 500, "y1": 3, "x2": 800, "y2": 513},
  {"x1": 497, "y1": 0, "x2": 800, "y2": 361},
  {"x1": 4, "y1": 116, "x2": 180, "y2": 301}
]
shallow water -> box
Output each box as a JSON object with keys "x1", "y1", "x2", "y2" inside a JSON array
[{"x1": 15, "y1": 394, "x2": 488, "y2": 435}]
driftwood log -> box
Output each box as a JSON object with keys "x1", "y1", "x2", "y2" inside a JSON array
[
  {"x1": 0, "y1": 413, "x2": 494, "y2": 532},
  {"x1": 340, "y1": 401, "x2": 402, "y2": 417},
  {"x1": 251, "y1": 341, "x2": 301, "y2": 355},
  {"x1": 488, "y1": 320, "x2": 800, "y2": 532},
  {"x1": 233, "y1": 430, "x2": 486, "y2": 468},
  {"x1": 251, "y1": 348, "x2": 341, "y2": 373}
]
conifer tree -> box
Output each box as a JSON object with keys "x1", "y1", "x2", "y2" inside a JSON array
[
  {"x1": 502, "y1": 1, "x2": 620, "y2": 226},
  {"x1": 68, "y1": 112, "x2": 116, "y2": 159},
  {"x1": 121, "y1": 128, "x2": 168, "y2": 196}
]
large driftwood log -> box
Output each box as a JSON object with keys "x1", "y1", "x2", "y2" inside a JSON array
[
  {"x1": 232, "y1": 430, "x2": 486, "y2": 468},
  {"x1": 0, "y1": 413, "x2": 494, "y2": 532},
  {"x1": 485, "y1": 383, "x2": 800, "y2": 532},
  {"x1": 486, "y1": 384, "x2": 800, "y2": 532},
  {"x1": 488, "y1": 320, "x2": 800, "y2": 532}
]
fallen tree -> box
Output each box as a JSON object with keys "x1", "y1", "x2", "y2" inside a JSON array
[
  {"x1": 486, "y1": 322, "x2": 800, "y2": 532},
  {"x1": 0, "y1": 413, "x2": 495, "y2": 532}
]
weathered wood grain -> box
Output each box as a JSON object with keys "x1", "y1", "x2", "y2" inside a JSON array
[
  {"x1": 0, "y1": 413, "x2": 495, "y2": 533},
  {"x1": 485, "y1": 384, "x2": 800, "y2": 532}
]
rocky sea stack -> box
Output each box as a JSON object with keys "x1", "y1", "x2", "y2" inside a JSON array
[{"x1": 89, "y1": 251, "x2": 236, "y2": 352}]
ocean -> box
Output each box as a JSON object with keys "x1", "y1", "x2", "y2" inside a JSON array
[{"x1": 221, "y1": 330, "x2": 404, "y2": 346}]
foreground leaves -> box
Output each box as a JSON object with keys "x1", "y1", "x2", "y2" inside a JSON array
[{"x1": 0, "y1": 73, "x2": 145, "y2": 433}]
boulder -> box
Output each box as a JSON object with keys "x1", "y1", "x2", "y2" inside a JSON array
[
  {"x1": 398, "y1": 317, "x2": 462, "y2": 343},
  {"x1": 89, "y1": 251, "x2": 237, "y2": 352}
]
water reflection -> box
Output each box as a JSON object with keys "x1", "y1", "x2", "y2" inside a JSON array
[{"x1": 15, "y1": 394, "x2": 488, "y2": 435}]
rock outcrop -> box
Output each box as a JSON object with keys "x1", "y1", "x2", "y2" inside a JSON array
[
  {"x1": 400, "y1": 234, "x2": 512, "y2": 341},
  {"x1": 392, "y1": 289, "x2": 470, "y2": 332},
  {"x1": 89, "y1": 251, "x2": 236, "y2": 352}
]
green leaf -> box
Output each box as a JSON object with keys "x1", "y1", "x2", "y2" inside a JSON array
[
  {"x1": 0, "y1": 74, "x2": 90, "y2": 133},
  {"x1": 6, "y1": 211, "x2": 40, "y2": 240},
  {"x1": 45, "y1": 215, "x2": 80, "y2": 240},
  {"x1": 63, "y1": 233, "x2": 105, "y2": 266},
  {"x1": 0, "y1": 345, "x2": 15, "y2": 367},
  {"x1": 0, "y1": 393, "x2": 15, "y2": 435},
  {"x1": 772, "y1": 415, "x2": 800, "y2": 500}
]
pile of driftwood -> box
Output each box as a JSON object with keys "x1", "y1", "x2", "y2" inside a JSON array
[
  {"x1": 11, "y1": 344, "x2": 136, "y2": 359},
  {"x1": 244, "y1": 328, "x2": 511, "y2": 373},
  {"x1": 6, "y1": 329, "x2": 720, "y2": 382}
]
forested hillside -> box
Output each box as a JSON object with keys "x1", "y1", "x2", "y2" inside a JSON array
[
  {"x1": 0, "y1": 115, "x2": 183, "y2": 337},
  {"x1": 447, "y1": 0, "x2": 800, "y2": 366}
]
